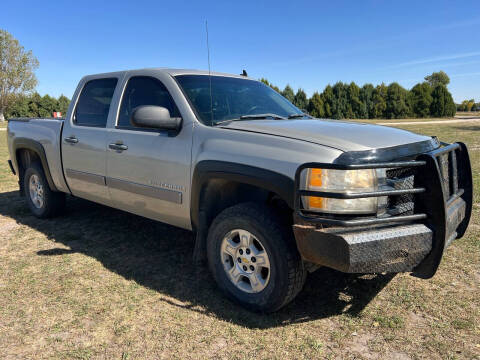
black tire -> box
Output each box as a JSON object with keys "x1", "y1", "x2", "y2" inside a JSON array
[
  {"x1": 207, "y1": 202, "x2": 306, "y2": 312},
  {"x1": 24, "y1": 162, "x2": 65, "y2": 218}
]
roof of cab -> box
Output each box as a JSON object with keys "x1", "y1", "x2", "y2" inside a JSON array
[{"x1": 83, "y1": 68, "x2": 253, "y2": 80}]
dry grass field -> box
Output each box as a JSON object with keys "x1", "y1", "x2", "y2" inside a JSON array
[
  {"x1": 349, "y1": 115, "x2": 479, "y2": 125},
  {"x1": 0, "y1": 119, "x2": 479, "y2": 359},
  {"x1": 457, "y1": 111, "x2": 480, "y2": 117}
]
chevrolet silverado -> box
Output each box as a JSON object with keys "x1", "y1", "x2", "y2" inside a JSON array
[{"x1": 6, "y1": 68, "x2": 473, "y2": 312}]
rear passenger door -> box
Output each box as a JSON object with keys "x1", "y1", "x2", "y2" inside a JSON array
[
  {"x1": 105, "y1": 75, "x2": 192, "y2": 229},
  {"x1": 62, "y1": 77, "x2": 119, "y2": 205}
]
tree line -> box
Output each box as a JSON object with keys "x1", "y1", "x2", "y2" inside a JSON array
[
  {"x1": 261, "y1": 70, "x2": 456, "y2": 119},
  {"x1": 3, "y1": 71, "x2": 458, "y2": 121},
  {"x1": 457, "y1": 99, "x2": 479, "y2": 112},
  {"x1": 5, "y1": 92, "x2": 70, "y2": 119}
]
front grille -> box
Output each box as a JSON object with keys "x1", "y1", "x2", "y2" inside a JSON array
[
  {"x1": 385, "y1": 149, "x2": 461, "y2": 216},
  {"x1": 386, "y1": 167, "x2": 417, "y2": 216}
]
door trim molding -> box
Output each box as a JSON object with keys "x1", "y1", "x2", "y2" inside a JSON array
[
  {"x1": 65, "y1": 169, "x2": 183, "y2": 204},
  {"x1": 106, "y1": 177, "x2": 182, "y2": 204},
  {"x1": 65, "y1": 169, "x2": 106, "y2": 186}
]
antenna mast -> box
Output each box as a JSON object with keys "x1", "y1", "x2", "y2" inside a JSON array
[{"x1": 205, "y1": 20, "x2": 214, "y2": 125}]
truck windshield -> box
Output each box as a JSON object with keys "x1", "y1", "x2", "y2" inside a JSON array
[{"x1": 175, "y1": 75, "x2": 304, "y2": 125}]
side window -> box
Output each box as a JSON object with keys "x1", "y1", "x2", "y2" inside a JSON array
[
  {"x1": 117, "y1": 76, "x2": 179, "y2": 129},
  {"x1": 74, "y1": 78, "x2": 118, "y2": 127}
]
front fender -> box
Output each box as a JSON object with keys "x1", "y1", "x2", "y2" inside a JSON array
[{"x1": 190, "y1": 160, "x2": 294, "y2": 229}]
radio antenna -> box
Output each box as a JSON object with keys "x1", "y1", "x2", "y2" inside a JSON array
[{"x1": 205, "y1": 20, "x2": 214, "y2": 125}]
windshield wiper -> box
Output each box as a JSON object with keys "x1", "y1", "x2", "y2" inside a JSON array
[
  {"x1": 213, "y1": 113, "x2": 286, "y2": 126},
  {"x1": 239, "y1": 113, "x2": 286, "y2": 120},
  {"x1": 288, "y1": 113, "x2": 308, "y2": 119}
]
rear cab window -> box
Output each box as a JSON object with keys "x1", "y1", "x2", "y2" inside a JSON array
[{"x1": 74, "y1": 78, "x2": 118, "y2": 127}]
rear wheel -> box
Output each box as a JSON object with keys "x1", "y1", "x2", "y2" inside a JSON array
[
  {"x1": 24, "y1": 162, "x2": 65, "y2": 218},
  {"x1": 207, "y1": 202, "x2": 305, "y2": 312}
]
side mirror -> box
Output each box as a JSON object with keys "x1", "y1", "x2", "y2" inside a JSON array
[{"x1": 131, "y1": 105, "x2": 182, "y2": 131}]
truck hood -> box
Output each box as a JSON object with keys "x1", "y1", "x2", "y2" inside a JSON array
[{"x1": 220, "y1": 119, "x2": 433, "y2": 152}]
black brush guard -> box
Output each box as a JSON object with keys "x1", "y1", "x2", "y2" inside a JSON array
[{"x1": 293, "y1": 142, "x2": 473, "y2": 278}]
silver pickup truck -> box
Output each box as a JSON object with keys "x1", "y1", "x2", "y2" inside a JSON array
[{"x1": 7, "y1": 68, "x2": 473, "y2": 312}]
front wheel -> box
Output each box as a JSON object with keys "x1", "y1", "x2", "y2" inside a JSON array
[{"x1": 207, "y1": 202, "x2": 305, "y2": 312}]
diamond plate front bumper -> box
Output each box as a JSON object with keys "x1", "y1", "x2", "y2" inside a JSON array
[{"x1": 293, "y1": 223, "x2": 433, "y2": 273}]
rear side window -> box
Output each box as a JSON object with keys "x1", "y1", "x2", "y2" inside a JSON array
[
  {"x1": 117, "y1": 76, "x2": 179, "y2": 129},
  {"x1": 74, "y1": 78, "x2": 118, "y2": 127}
]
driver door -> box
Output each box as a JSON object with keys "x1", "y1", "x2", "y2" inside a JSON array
[{"x1": 106, "y1": 75, "x2": 192, "y2": 229}]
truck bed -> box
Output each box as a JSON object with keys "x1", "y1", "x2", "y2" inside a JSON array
[{"x1": 7, "y1": 118, "x2": 70, "y2": 194}]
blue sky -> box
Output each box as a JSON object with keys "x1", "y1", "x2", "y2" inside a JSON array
[{"x1": 3, "y1": 0, "x2": 480, "y2": 102}]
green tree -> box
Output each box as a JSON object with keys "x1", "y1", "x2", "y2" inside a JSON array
[
  {"x1": 347, "y1": 82, "x2": 364, "y2": 118},
  {"x1": 39, "y1": 94, "x2": 57, "y2": 117},
  {"x1": 4, "y1": 94, "x2": 29, "y2": 118},
  {"x1": 458, "y1": 100, "x2": 468, "y2": 111},
  {"x1": 360, "y1": 84, "x2": 375, "y2": 119},
  {"x1": 259, "y1": 78, "x2": 280, "y2": 93},
  {"x1": 410, "y1": 82, "x2": 433, "y2": 118},
  {"x1": 28, "y1": 92, "x2": 42, "y2": 117},
  {"x1": 293, "y1": 88, "x2": 308, "y2": 110},
  {"x1": 372, "y1": 83, "x2": 387, "y2": 118},
  {"x1": 466, "y1": 99, "x2": 475, "y2": 112},
  {"x1": 321, "y1": 85, "x2": 334, "y2": 118},
  {"x1": 331, "y1": 82, "x2": 349, "y2": 119},
  {"x1": 307, "y1": 92, "x2": 325, "y2": 118},
  {"x1": 282, "y1": 85, "x2": 295, "y2": 103},
  {"x1": 259, "y1": 78, "x2": 270, "y2": 86},
  {"x1": 57, "y1": 95, "x2": 70, "y2": 116},
  {"x1": 0, "y1": 29, "x2": 39, "y2": 121},
  {"x1": 430, "y1": 85, "x2": 456, "y2": 117},
  {"x1": 385, "y1": 82, "x2": 410, "y2": 119},
  {"x1": 424, "y1": 70, "x2": 450, "y2": 87}
]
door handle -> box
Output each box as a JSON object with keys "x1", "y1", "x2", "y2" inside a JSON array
[
  {"x1": 109, "y1": 143, "x2": 128, "y2": 151},
  {"x1": 65, "y1": 136, "x2": 78, "y2": 144}
]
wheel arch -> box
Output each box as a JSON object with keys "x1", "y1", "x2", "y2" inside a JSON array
[
  {"x1": 12, "y1": 138, "x2": 58, "y2": 194},
  {"x1": 190, "y1": 160, "x2": 294, "y2": 262}
]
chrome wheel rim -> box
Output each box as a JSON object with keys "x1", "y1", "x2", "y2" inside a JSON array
[
  {"x1": 29, "y1": 174, "x2": 44, "y2": 209},
  {"x1": 220, "y1": 229, "x2": 271, "y2": 293}
]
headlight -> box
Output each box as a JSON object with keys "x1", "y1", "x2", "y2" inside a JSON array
[{"x1": 301, "y1": 168, "x2": 387, "y2": 214}]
